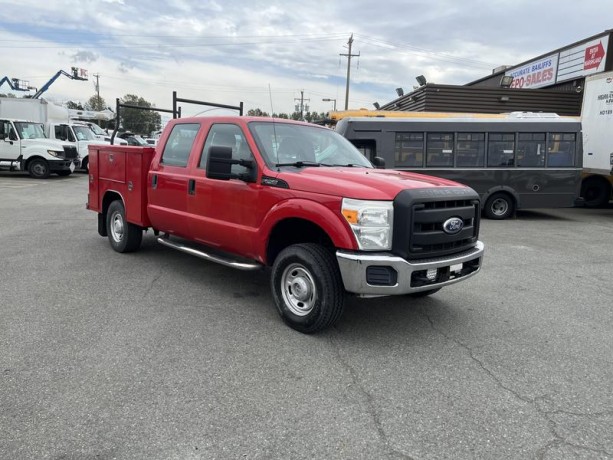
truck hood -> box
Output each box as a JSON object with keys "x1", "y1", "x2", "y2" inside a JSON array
[
  {"x1": 276, "y1": 167, "x2": 465, "y2": 200},
  {"x1": 22, "y1": 138, "x2": 70, "y2": 151}
]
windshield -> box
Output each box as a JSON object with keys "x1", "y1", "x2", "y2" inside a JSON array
[
  {"x1": 73, "y1": 125, "x2": 96, "y2": 141},
  {"x1": 127, "y1": 135, "x2": 148, "y2": 146},
  {"x1": 88, "y1": 123, "x2": 107, "y2": 136},
  {"x1": 14, "y1": 122, "x2": 47, "y2": 140},
  {"x1": 248, "y1": 121, "x2": 373, "y2": 168}
]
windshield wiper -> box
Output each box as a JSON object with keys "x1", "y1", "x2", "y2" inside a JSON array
[
  {"x1": 320, "y1": 163, "x2": 360, "y2": 167},
  {"x1": 275, "y1": 161, "x2": 321, "y2": 168}
]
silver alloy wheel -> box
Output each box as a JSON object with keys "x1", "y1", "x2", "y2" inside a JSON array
[
  {"x1": 281, "y1": 263, "x2": 317, "y2": 316},
  {"x1": 491, "y1": 197, "x2": 509, "y2": 216},
  {"x1": 110, "y1": 210, "x2": 125, "y2": 243}
]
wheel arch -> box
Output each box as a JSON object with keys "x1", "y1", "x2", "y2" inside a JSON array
[
  {"x1": 266, "y1": 218, "x2": 336, "y2": 267},
  {"x1": 481, "y1": 186, "x2": 519, "y2": 210}
]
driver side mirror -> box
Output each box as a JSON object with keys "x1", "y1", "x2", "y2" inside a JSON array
[
  {"x1": 206, "y1": 146, "x2": 256, "y2": 182},
  {"x1": 372, "y1": 156, "x2": 386, "y2": 169}
]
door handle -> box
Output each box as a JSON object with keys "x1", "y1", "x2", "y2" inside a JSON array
[
  {"x1": 188, "y1": 179, "x2": 196, "y2": 195},
  {"x1": 151, "y1": 174, "x2": 158, "y2": 189}
]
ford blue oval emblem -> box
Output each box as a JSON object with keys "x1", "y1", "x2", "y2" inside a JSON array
[{"x1": 443, "y1": 217, "x2": 464, "y2": 235}]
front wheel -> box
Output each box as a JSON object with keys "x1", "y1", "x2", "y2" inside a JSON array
[
  {"x1": 81, "y1": 157, "x2": 89, "y2": 173},
  {"x1": 106, "y1": 200, "x2": 142, "y2": 253},
  {"x1": 484, "y1": 192, "x2": 515, "y2": 219},
  {"x1": 271, "y1": 243, "x2": 345, "y2": 333},
  {"x1": 27, "y1": 159, "x2": 51, "y2": 179}
]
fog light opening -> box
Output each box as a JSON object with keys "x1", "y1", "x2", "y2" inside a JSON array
[{"x1": 426, "y1": 268, "x2": 438, "y2": 281}]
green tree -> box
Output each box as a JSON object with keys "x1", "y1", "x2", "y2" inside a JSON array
[
  {"x1": 66, "y1": 100, "x2": 84, "y2": 110},
  {"x1": 86, "y1": 94, "x2": 107, "y2": 111},
  {"x1": 119, "y1": 94, "x2": 161, "y2": 135},
  {"x1": 247, "y1": 108, "x2": 269, "y2": 117}
]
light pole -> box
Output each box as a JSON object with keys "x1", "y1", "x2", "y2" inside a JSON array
[{"x1": 322, "y1": 98, "x2": 337, "y2": 111}]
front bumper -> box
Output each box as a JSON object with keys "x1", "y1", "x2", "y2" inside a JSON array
[
  {"x1": 336, "y1": 241, "x2": 485, "y2": 296},
  {"x1": 48, "y1": 159, "x2": 77, "y2": 172}
]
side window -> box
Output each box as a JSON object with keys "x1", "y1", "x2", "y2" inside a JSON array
[
  {"x1": 487, "y1": 133, "x2": 515, "y2": 167},
  {"x1": 160, "y1": 123, "x2": 200, "y2": 167},
  {"x1": 547, "y1": 133, "x2": 575, "y2": 167},
  {"x1": 517, "y1": 133, "x2": 545, "y2": 167},
  {"x1": 395, "y1": 132, "x2": 424, "y2": 167},
  {"x1": 54, "y1": 125, "x2": 67, "y2": 141},
  {"x1": 199, "y1": 124, "x2": 253, "y2": 175},
  {"x1": 456, "y1": 133, "x2": 485, "y2": 167},
  {"x1": 426, "y1": 132, "x2": 454, "y2": 167}
]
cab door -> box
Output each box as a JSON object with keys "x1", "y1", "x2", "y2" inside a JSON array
[
  {"x1": 186, "y1": 123, "x2": 262, "y2": 259},
  {"x1": 147, "y1": 122, "x2": 202, "y2": 237},
  {"x1": 0, "y1": 120, "x2": 21, "y2": 161}
]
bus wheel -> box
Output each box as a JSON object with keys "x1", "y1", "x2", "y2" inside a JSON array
[
  {"x1": 484, "y1": 192, "x2": 514, "y2": 220},
  {"x1": 581, "y1": 177, "x2": 611, "y2": 208}
]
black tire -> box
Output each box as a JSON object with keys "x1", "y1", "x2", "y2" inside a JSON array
[
  {"x1": 27, "y1": 159, "x2": 51, "y2": 179},
  {"x1": 271, "y1": 243, "x2": 345, "y2": 333},
  {"x1": 484, "y1": 192, "x2": 515, "y2": 219},
  {"x1": 56, "y1": 171, "x2": 72, "y2": 177},
  {"x1": 407, "y1": 288, "x2": 441, "y2": 298},
  {"x1": 106, "y1": 200, "x2": 142, "y2": 253},
  {"x1": 581, "y1": 177, "x2": 611, "y2": 208},
  {"x1": 81, "y1": 157, "x2": 89, "y2": 173}
]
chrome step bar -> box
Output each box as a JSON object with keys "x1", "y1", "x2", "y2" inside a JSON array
[{"x1": 157, "y1": 236, "x2": 262, "y2": 271}]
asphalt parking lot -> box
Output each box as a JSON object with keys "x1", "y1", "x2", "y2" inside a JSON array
[{"x1": 1, "y1": 172, "x2": 612, "y2": 460}]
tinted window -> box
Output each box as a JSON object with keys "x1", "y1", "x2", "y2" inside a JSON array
[
  {"x1": 160, "y1": 123, "x2": 200, "y2": 167},
  {"x1": 517, "y1": 133, "x2": 545, "y2": 167},
  {"x1": 547, "y1": 133, "x2": 575, "y2": 167},
  {"x1": 456, "y1": 133, "x2": 485, "y2": 167},
  {"x1": 395, "y1": 132, "x2": 423, "y2": 167},
  {"x1": 487, "y1": 133, "x2": 515, "y2": 167},
  {"x1": 426, "y1": 133, "x2": 454, "y2": 167}
]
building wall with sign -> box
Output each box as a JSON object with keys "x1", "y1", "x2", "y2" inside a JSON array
[
  {"x1": 467, "y1": 30, "x2": 613, "y2": 93},
  {"x1": 380, "y1": 29, "x2": 612, "y2": 116}
]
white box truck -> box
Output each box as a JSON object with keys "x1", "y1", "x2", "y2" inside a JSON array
[
  {"x1": 580, "y1": 71, "x2": 613, "y2": 207},
  {"x1": 0, "y1": 97, "x2": 114, "y2": 171}
]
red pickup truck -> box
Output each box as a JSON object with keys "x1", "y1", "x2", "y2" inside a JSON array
[{"x1": 87, "y1": 116, "x2": 484, "y2": 333}]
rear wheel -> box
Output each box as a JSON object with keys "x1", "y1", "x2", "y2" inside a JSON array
[
  {"x1": 271, "y1": 243, "x2": 345, "y2": 333},
  {"x1": 81, "y1": 157, "x2": 89, "y2": 172},
  {"x1": 581, "y1": 177, "x2": 611, "y2": 208},
  {"x1": 27, "y1": 159, "x2": 51, "y2": 179},
  {"x1": 106, "y1": 200, "x2": 142, "y2": 253},
  {"x1": 484, "y1": 192, "x2": 515, "y2": 219}
]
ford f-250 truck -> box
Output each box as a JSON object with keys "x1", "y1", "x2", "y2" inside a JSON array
[{"x1": 87, "y1": 116, "x2": 484, "y2": 333}]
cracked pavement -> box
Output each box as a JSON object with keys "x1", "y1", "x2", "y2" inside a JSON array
[{"x1": 1, "y1": 173, "x2": 612, "y2": 459}]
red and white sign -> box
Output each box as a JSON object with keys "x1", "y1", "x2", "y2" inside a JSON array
[
  {"x1": 557, "y1": 35, "x2": 609, "y2": 82},
  {"x1": 505, "y1": 54, "x2": 558, "y2": 89}
]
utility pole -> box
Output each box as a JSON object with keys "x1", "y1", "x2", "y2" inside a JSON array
[
  {"x1": 340, "y1": 34, "x2": 360, "y2": 110},
  {"x1": 93, "y1": 73, "x2": 101, "y2": 108},
  {"x1": 294, "y1": 90, "x2": 310, "y2": 121}
]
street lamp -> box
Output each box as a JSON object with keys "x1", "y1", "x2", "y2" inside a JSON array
[{"x1": 322, "y1": 98, "x2": 337, "y2": 111}]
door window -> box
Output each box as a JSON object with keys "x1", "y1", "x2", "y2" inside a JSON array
[
  {"x1": 200, "y1": 124, "x2": 253, "y2": 175},
  {"x1": 160, "y1": 123, "x2": 200, "y2": 167}
]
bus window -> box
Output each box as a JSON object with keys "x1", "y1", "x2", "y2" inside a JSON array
[
  {"x1": 456, "y1": 133, "x2": 485, "y2": 167},
  {"x1": 517, "y1": 133, "x2": 545, "y2": 167},
  {"x1": 426, "y1": 133, "x2": 454, "y2": 167},
  {"x1": 395, "y1": 132, "x2": 423, "y2": 167},
  {"x1": 547, "y1": 133, "x2": 575, "y2": 167},
  {"x1": 351, "y1": 140, "x2": 376, "y2": 161},
  {"x1": 487, "y1": 133, "x2": 515, "y2": 167}
]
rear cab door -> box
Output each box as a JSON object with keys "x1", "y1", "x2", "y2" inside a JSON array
[{"x1": 147, "y1": 121, "x2": 203, "y2": 237}]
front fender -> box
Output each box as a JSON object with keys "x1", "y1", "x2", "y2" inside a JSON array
[{"x1": 256, "y1": 198, "x2": 357, "y2": 257}]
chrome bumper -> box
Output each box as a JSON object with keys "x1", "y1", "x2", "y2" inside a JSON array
[{"x1": 336, "y1": 241, "x2": 485, "y2": 296}]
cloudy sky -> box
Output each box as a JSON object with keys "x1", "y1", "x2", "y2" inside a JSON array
[{"x1": 0, "y1": 0, "x2": 611, "y2": 117}]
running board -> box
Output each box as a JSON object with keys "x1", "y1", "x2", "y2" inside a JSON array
[{"x1": 157, "y1": 237, "x2": 263, "y2": 271}]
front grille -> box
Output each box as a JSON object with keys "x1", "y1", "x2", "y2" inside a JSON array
[
  {"x1": 393, "y1": 188, "x2": 481, "y2": 260},
  {"x1": 63, "y1": 146, "x2": 79, "y2": 160}
]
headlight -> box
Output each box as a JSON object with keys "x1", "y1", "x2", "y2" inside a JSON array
[
  {"x1": 47, "y1": 150, "x2": 62, "y2": 158},
  {"x1": 341, "y1": 198, "x2": 393, "y2": 250}
]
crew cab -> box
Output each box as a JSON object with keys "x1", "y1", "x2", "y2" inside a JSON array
[{"x1": 87, "y1": 117, "x2": 484, "y2": 333}]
